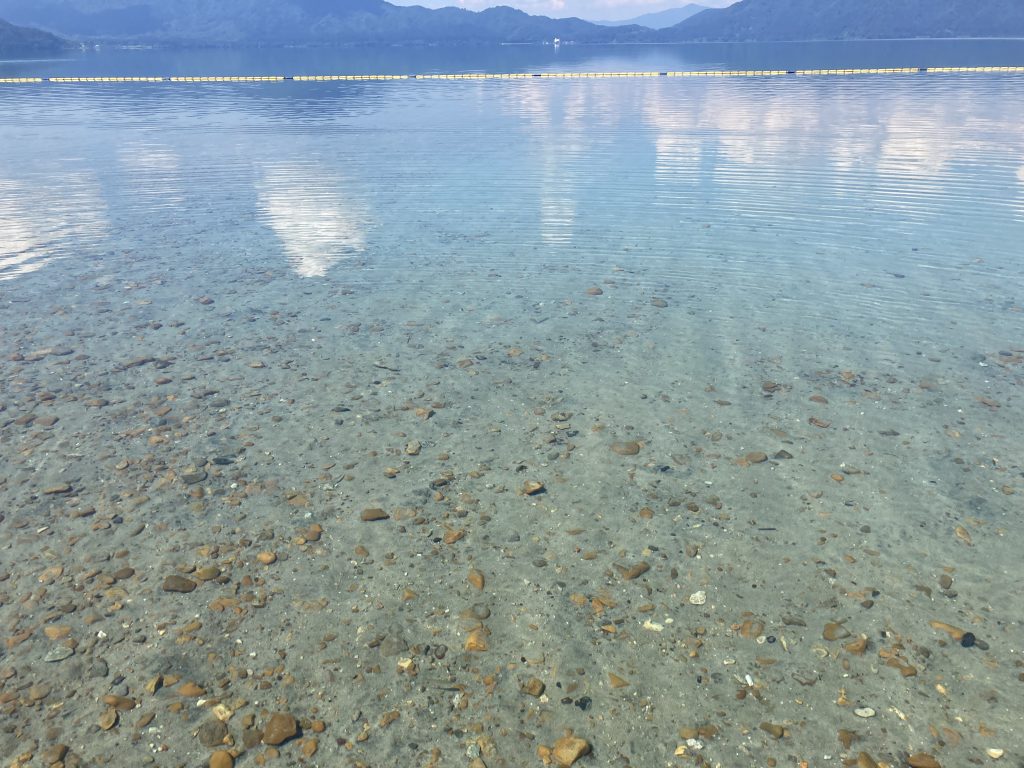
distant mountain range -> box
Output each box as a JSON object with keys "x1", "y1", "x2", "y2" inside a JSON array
[
  {"x1": 0, "y1": 1, "x2": 650, "y2": 45},
  {"x1": 660, "y1": 0, "x2": 1024, "y2": 42},
  {"x1": 0, "y1": 0, "x2": 1022, "y2": 47},
  {"x1": 0, "y1": 16, "x2": 66, "y2": 52},
  {"x1": 595, "y1": 4, "x2": 709, "y2": 30}
]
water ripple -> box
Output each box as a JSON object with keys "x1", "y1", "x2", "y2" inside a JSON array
[{"x1": 0, "y1": 72, "x2": 1021, "y2": 323}]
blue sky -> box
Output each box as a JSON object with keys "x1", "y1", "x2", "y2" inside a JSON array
[{"x1": 386, "y1": 1, "x2": 735, "y2": 22}]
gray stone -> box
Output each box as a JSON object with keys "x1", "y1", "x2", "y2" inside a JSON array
[
  {"x1": 44, "y1": 646, "x2": 74, "y2": 662},
  {"x1": 196, "y1": 719, "x2": 228, "y2": 748},
  {"x1": 378, "y1": 634, "x2": 408, "y2": 657}
]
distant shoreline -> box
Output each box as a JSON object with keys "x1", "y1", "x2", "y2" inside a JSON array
[{"x1": 55, "y1": 37, "x2": 1024, "y2": 50}]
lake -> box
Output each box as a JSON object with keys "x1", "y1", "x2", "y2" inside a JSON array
[{"x1": 1, "y1": 41, "x2": 1022, "y2": 768}]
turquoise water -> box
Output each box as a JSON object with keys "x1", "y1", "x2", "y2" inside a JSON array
[{"x1": 1, "y1": 42, "x2": 1023, "y2": 768}]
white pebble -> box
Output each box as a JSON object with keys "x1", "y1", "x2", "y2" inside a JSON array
[
  {"x1": 854, "y1": 707, "x2": 876, "y2": 718},
  {"x1": 986, "y1": 748, "x2": 1004, "y2": 760},
  {"x1": 689, "y1": 590, "x2": 706, "y2": 605}
]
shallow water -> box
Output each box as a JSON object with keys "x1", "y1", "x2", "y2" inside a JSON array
[{"x1": 1, "y1": 42, "x2": 1023, "y2": 768}]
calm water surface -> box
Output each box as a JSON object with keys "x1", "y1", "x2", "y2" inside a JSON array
[{"x1": 1, "y1": 42, "x2": 1022, "y2": 767}]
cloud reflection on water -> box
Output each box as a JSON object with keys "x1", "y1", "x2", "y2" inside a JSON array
[
  {"x1": 0, "y1": 172, "x2": 108, "y2": 281},
  {"x1": 117, "y1": 142, "x2": 186, "y2": 210},
  {"x1": 636, "y1": 79, "x2": 1024, "y2": 223},
  {"x1": 257, "y1": 163, "x2": 367, "y2": 278},
  {"x1": 515, "y1": 84, "x2": 587, "y2": 245}
]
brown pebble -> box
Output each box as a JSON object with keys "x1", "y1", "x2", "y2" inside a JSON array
[
  {"x1": 195, "y1": 566, "x2": 221, "y2": 581},
  {"x1": 651, "y1": 297, "x2": 668, "y2": 308},
  {"x1": 610, "y1": 441, "x2": 641, "y2": 456},
  {"x1": 746, "y1": 451, "x2": 768, "y2": 464},
  {"x1": 178, "y1": 682, "x2": 206, "y2": 697},
  {"x1": 608, "y1": 673, "x2": 630, "y2": 688},
  {"x1": 209, "y1": 751, "x2": 233, "y2": 768},
  {"x1": 40, "y1": 746, "x2": 68, "y2": 764},
  {"x1": 262, "y1": 712, "x2": 298, "y2": 746},
  {"x1": 844, "y1": 635, "x2": 868, "y2": 655},
  {"x1": 617, "y1": 561, "x2": 650, "y2": 580},
  {"x1": 552, "y1": 735, "x2": 591, "y2": 767},
  {"x1": 760, "y1": 722, "x2": 785, "y2": 739},
  {"x1": 521, "y1": 480, "x2": 545, "y2": 496},
  {"x1": 464, "y1": 628, "x2": 489, "y2": 652},
  {"x1": 443, "y1": 529, "x2": 465, "y2": 544},
  {"x1": 907, "y1": 754, "x2": 942, "y2": 768},
  {"x1": 823, "y1": 621, "x2": 851, "y2": 641},
  {"x1": 857, "y1": 753, "x2": 879, "y2": 768},
  {"x1": 585, "y1": 286, "x2": 603, "y2": 296},
  {"x1": 360, "y1": 508, "x2": 389, "y2": 522},
  {"x1": 162, "y1": 575, "x2": 197, "y2": 593},
  {"x1": 809, "y1": 416, "x2": 832, "y2": 428},
  {"x1": 300, "y1": 523, "x2": 323, "y2": 542},
  {"x1": 28, "y1": 683, "x2": 50, "y2": 701},
  {"x1": 101, "y1": 695, "x2": 137, "y2": 710},
  {"x1": 738, "y1": 619, "x2": 764, "y2": 639},
  {"x1": 98, "y1": 708, "x2": 118, "y2": 731},
  {"x1": 938, "y1": 574, "x2": 953, "y2": 590},
  {"x1": 468, "y1": 569, "x2": 485, "y2": 591},
  {"x1": 929, "y1": 620, "x2": 966, "y2": 642},
  {"x1": 954, "y1": 525, "x2": 973, "y2": 545},
  {"x1": 521, "y1": 678, "x2": 545, "y2": 697},
  {"x1": 256, "y1": 551, "x2": 277, "y2": 565},
  {"x1": 43, "y1": 483, "x2": 73, "y2": 495},
  {"x1": 301, "y1": 738, "x2": 318, "y2": 758},
  {"x1": 43, "y1": 625, "x2": 71, "y2": 640}
]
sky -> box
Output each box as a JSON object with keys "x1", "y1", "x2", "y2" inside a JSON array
[{"x1": 386, "y1": 0, "x2": 736, "y2": 22}]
